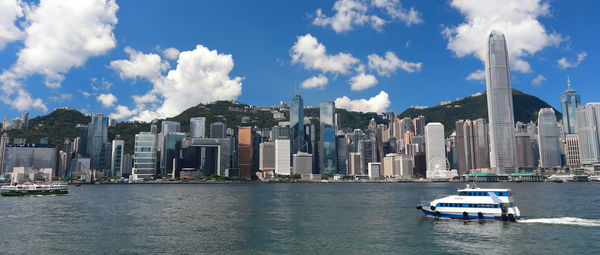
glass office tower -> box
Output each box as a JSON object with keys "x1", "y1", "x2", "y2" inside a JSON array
[
  {"x1": 485, "y1": 31, "x2": 516, "y2": 174},
  {"x1": 290, "y1": 93, "x2": 305, "y2": 155},
  {"x1": 561, "y1": 78, "x2": 581, "y2": 134},
  {"x1": 319, "y1": 101, "x2": 337, "y2": 176}
]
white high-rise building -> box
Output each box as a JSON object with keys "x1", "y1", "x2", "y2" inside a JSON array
[
  {"x1": 274, "y1": 138, "x2": 291, "y2": 175},
  {"x1": 425, "y1": 122, "x2": 450, "y2": 179},
  {"x1": 132, "y1": 132, "x2": 157, "y2": 180},
  {"x1": 485, "y1": 31, "x2": 517, "y2": 174},
  {"x1": 190, "y1": 117, "x2": 206, "y2": 138},
  {"x1": 537, "y1": 108, "x2": 561, "y2": 167},
  {"x1": 565, "y1": 134, "x2": 581, "y2": 166},
  {"x1": 576, "y1": 103, "x2": 600, "y2": 165}
]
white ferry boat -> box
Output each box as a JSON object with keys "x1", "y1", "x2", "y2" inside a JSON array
[
  {"x1": 1, "y1": 183, "x2": 68, "y2": 196},
  {"x1": 417, "y1": 184, "x2": 520, "y2": 221}
]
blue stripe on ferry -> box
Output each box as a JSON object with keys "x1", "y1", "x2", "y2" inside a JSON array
[{"x1": 421, "y1": 209, "x2": 521, "y2": 220}]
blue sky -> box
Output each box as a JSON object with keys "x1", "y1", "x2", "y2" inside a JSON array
[{"x1": 0, "y1": 0, "x2": 597, "y2": 121}]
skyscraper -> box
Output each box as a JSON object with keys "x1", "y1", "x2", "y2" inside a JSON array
[
  {"x1": 561, "y1": 77, "x2": 581, "y2": 134},
  {"x1": 473, "y1": 118, "x2": 490, "y2": 169},
  {"x1": 319, "y1": 101, "x2": 337, "y2": 176},
  {"x1": 210, "y1": 122, "x2": 227, "y2": 139},
  {"x1": 290, "y1": 93, "x2": 305, "y2": 155},
  {"x1": 485, "y1": 31, "x2": 517, "y2": 174},
  {"x1": 274, "y1": 138, "x2": 291, "y2": 175},
  {"x1": 87, "y1": 114, "x2": 109, "y2": 171},
  {"x1": 576, "y1": 103, "x2": 600, "y2": 165},
  {"x1": 238, "y1": 126, "x2": 253, "y2": 179},
  {"x1": 425, "y1": 122, "x2": 447, "y2": 179},
  {"x1": 110, "y1": 139, "x2": 125, "y2": 177},
  {"x1": 455, "y1": 120, "x2": 475, "y2": 174},
  {"x1": 159, "y1": 121, "x2": 180, "y2": 174},
  {"x1": 190, "y1": 117, "x2": 206, "y2": 138},
  {"x1": 259, "y1": 142, "x2": 275, "y2": 172},
  {"x1": 565, "y1": 134, "x2": 581, "y2": 166},
  {"x1": 132, "y1": 132, "x2": 157, "y2": 180},
  {"x1": 537, "y1": 108, "x2": 561, "y2": 167}
]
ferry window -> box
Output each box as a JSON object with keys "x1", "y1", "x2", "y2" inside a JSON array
[
  {"x1": 494, "y1": 204, "x2": 499, "y2": 208},
  {"x1": 459, "y1": 192, "x2": 466, "y2": 196},
  {"x1": 468, "y1": 192, "x2": 472, "y2": 196}
]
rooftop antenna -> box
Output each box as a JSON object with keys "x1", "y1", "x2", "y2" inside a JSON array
[
  {"x1": 294, "y1": 80, "x2": 300, "y2": 95},
  {"x1": 567, "y1": 75, "x2": 571, "y2": 90}
]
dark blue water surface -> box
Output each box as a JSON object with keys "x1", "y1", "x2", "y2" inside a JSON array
[{"x1": 1, "y1": 182, "x2": 599, "y2": 254}]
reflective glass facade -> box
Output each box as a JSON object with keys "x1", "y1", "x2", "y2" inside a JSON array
[
  {"x1": 290, "y1": 94, "x2": 305, "y2": 154},
  {"x1": 485, "y1": 32, "x2": 516, "y2": 174}
]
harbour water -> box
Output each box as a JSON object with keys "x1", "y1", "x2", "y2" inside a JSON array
[{"x1": 1, "y1": 182, "x2": 599, "y2": 254}]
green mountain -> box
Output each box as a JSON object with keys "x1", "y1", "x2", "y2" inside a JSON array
[{"x1": 399, "y1": 89, "x2": 561, "y2": 135}]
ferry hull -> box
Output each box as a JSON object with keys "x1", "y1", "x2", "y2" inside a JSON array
[
  {"x1": 1, "y1": 190, "x2": 68, "y2": 196},
  {"x1": 421, "y1": 209, "x2": 520, "y2": 221}
]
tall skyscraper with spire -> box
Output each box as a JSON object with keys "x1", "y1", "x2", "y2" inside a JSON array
[
  {"x1": 561, "y1": 77, "x2": 581, "y2": 134},
  {"x1": 485, "y1": 31, "x2": 516, "y2": 174},
  {"x1": 290, "y1": 93, "x2": 305, "y2": 155}
]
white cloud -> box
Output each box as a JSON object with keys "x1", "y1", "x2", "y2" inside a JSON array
[
  {"x1": 97, "y1": 93, "x2": 117, "y2": 108},
  {"x1": 0, "y1": 0, "x2": 118, "y2": 112},
  {"x1": 443, "y1": 0, "x2": 562, "y2": 74},
  {"x1": 557, "y1": 51, "x2": 587, "y2": 69},
  {"x1": 78, "y1": 89, "x2": 93, "y2": 97},
  {"x1": 110, "y1": 45, "x2": 243, "y2": 121},
  {"x1": 367, "y1": 51, "x2": 422, "y2": 76},
  {"x1": 371, "y1": 0, "x2": 422, "y2": 25},
  {"x1": 0, "y1": 89, "x2": 47, "y2": 112},
  {"x1": 162, "y1": 47, "x2": 181, "y2": 60},
  {"x1": 290, "y1": 34, "x2": 359, "y2": 74},
  {"x1": 300, "y1": 75, "x2": 329, "y2": 89},
  {"x1": 90, "y1": 77, "x2": 112, "y2": 91},
  {"x1": 466, "y1": 69, "x2": 485, "y2": 81},
  {"x1": 335, "y1": 91, "x2": 390, "y2": 113},
  {"x1": 49, "y1": 93, "x2": 73, "y2": 102},
  {"x1": 110, "y1": 47, "x2": 169, "y2": 80},
  {"x1": 350, "y1": 73, "x2": 378, "y2": 91},
  {"x1": 0, "y1": 0, "x2": 23, "y2": 49},
  {"x1": 531, "y1": 74, "x2": 546, "y2": 87},
  {"x1": 312, "y1": 0, "x2": 422, "y2": 33},
  {"x1": 109, "y1": 105, "x2": 138, "y2": 120}
]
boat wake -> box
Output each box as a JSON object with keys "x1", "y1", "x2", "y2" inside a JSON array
[{"x1": 519, "y1": 217, "x2": 600, "y2": 227}]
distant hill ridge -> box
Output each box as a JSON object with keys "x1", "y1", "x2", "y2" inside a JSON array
[{"x1": 1, "y1": 89, "x2": 558, "y2": 153}]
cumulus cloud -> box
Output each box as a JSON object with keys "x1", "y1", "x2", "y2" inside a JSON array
[
  {"x1": 110, "y1": 45, "x2": 243, "y2": 121},
  {"x1": 300, "y1": 75, "x2": 329, "y2": 89},
  {"x1": 110, "y1": 47, "x2": 169, "y2": 80},
  {"x1": 557, "y1": 51, "x2": 587, "y2": 69},
  {"x1": 367, "y1": 51, "x2": 422, "y2": 76},
  {"x1": 97, "y1": 93, "x2": 117, "y2": 108},
  {"x1": 313, "y1": 0, "x2": 422, "y2": 33},
  {"x1": 162, "y1": 47, "x2": 181, "y2": 60},
  {"x1": 335, "y1": 91, "x2": 390, "y2": 113},
  {"x1": 531, "y1": 74, "x2": 546, "y2": 87},
  {"x1": 350, "y1": 73, "x2": 378, "y2": 91},
  {"x1": 0, "y1": 89, "x2": 47, "y2": 112},
  {"x1": 443, "y1": 0, "x2": 562, "y2": 74},
  {"x1": 0, "y1": 0, "x2": 118, "y2": 112},
  {"x1": 290, "y1": 34, "x2": 359, "y2": 74},
  {"x1": 0, "y1": 0, "x2": 23, "y2": 49},
  {"x1": 466, "y1": 69, "x2": 485, "y2": 81}
]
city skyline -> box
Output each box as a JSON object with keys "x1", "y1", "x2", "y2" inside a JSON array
[{"x1": 0, "y1": 0, "x2": 597, "y2": 121}]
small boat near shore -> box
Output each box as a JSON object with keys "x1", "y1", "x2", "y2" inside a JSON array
[
  {"x1": 417, "y1": 184, "x2": 520, "y2": 221},
  {"x1": 1, "y1": 183, "x2": 69, "y2": 196}
]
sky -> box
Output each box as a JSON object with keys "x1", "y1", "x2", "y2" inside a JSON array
[{"x1": 0, "y1": 0, "x2": 598, "y2": 121}]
